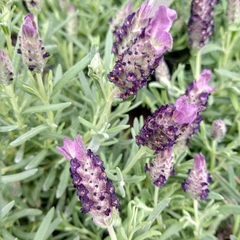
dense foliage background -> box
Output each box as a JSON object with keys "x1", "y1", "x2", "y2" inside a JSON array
[{"x1": 1, "y1": 0, "x2": 240, "y2": 239}]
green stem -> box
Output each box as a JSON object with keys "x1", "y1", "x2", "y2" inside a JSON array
[
  {"x1": 154, "y1": 186, "x2": 159, "y2": 207},
  {"x1": 195, "y1": 50, "x2": 201, "y2": 81},
  {"x1": 107, "y1": 225, "x2": 117, "y2": 240},
  {"x1": 193, "y1": 199, "x2": 200, "y2": 240},
  {"x1": 122, "y1": 146, "x2": 147, "y2": 176},
  {"x1": 210, "y1": 140, "x2": 217, "y2": 172},
  {"x1": 4, "y1": 85, "x2": 24, "y2": 129}
]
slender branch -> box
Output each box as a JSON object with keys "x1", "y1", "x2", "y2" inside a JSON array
[{"x1": 107, "y1": 225, "x2": 118, "y2": 240}]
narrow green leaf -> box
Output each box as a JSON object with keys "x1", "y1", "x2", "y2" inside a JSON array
[
  {"x1": 218, "y1": 205, "x2": 240, "y2": 215},
  {"x1": 22, "y1": 102, "x2": 72, "y2": 114},
  {"x1": 2, "y1": 169, "x2": 38, "y2": 183},
  {"x1": 104, "y1": 29, "x2": 113, "y2": 71},
  {"x1": 0, "y1": 201, "x2": 15, "y2": 220},
  {"x1": 0, "y1": 125, "x2": 18, "y2": 132},
  {"x1": 1, "y1": 229, "x2": 16, "y2": 240},
  {"x1": 25, "y1": 149, "x2": 48, "y2": 170},
  {"x1": 214, "y1": 174, "x2": 240, "y2": 202},
  {"x1": 200, "y1": 44, "x2": 223, "y2": 55},
  {"x1": 139, "y1": 198, "x2": 170, "y2": 234},
  {"x1": 106, "y1": 125, "x2": 130, "y2": 134},
  {"x1": 229, "y1": 91, "x2": 239, "y2": 111},
  {"x1": 5, "y1": 209, "x2": 42, "y2": 223},
  {"x1": 51, "y1": 53, "x2": 93, "y2": 97},
  {"x1": 56, "y1": 162, "x2": 70, "y2": 198},
  {"x1": 78, "y1": 116, "x2": 98, "y2": 132},
  {"x1": 135, "y1": 230, "x2": 161, "y2": 240},
  {"x1": 123, "y1": 175, "x2": 146, "y2": 183},
  {"x1": 208, "y1": 191, "x2": 224, "y2": 200},
  {"x1": 44, "y1": 218, "x2": 62, "y2": 240},
  {"x1": 43, "y1": 167, "x2": 57, "y2": 191},
  {"x1": 34, "y1": 207, "x2": 55, "y2": 240},
  {"x1": 159, "y1": 222, "x2": 184, "y2": 240},
  {"x1": 10, "y1": 125, "x2": 49, "y2": 147},
  {"x1": 215, "y1": 69, "x2": 240, "y2": 81}
]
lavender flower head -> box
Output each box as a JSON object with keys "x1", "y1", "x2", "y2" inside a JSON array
[
  {"x1": 145, "y1": 147, "x2": 175, "y2": 187},
  {"x1": 108, "y1": 1, "x2": 177, "y2": 99},
  {"x1": 136, "y1": 70, "x2": 215, "y2": 153},
  {"x1": 0, "y1": 50, "x2": 14, "y2": 86},
  {"x1": 18, "y1": 14, "x2": 50, "y2": 73},
  {"x1": 188, "y1": 0, "x2": 219, "y2": 48},
  {"x1": 56, "y1": 135, "x2": 120, "y2": 228},
  {"x1": 182, "y1": 153, "x2": 212, "y2": 200}
]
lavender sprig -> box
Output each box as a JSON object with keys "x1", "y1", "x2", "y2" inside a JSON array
[
  {"x1": 0, "y1": 50, "x2": 14, "y2": 86},
  {"x1": 18, "y1": 14, "x2": 50, "y2": 73},
  {"x1": 188, "y1": 0, "x2": 219, "y2": 48},
  {"x1": 56, "y1": 135, "x2": 120, "y2": 228},
  {"x1": 182, "y1": 153, "x2": 212, "y2": 200},
  {"x1": 108, "y1": 1, "x2": 177, "y2": 99}
]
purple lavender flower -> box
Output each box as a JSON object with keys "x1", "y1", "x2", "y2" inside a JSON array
[
  {"x1": 182, "y1": 153, "x2": 212, "y2": 200},
  {"x1": 18, "y1": 14, "x2": 49, "y2": 73},
  {"x1": 56, "y1": 135, "x2": 120, "y2": 228},
  {"x1": 0, "y1": 50, "x2": 14, "y2": 86},
  {"x1": 188, "y1": 0, "x2": 219, "y2": 48},
  {"x1": 145, "y1": 147, "x2": 175, "y2": 187},
  {"x1": 108, "y1": 1, "x2": 177, "y2": 99},
  {"x1": 136, "y1": 70, "x2": 215, "y2": 153}
]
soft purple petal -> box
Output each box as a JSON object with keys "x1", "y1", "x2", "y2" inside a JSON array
[
  {"x1": 56, "y1": 138, "x2": 75, "y2": 160},
  {"x1": 74, "y1": 135, "x2": 87, "y2": 161},
  {"x1": 194, "y1": 152, "x2": 206, "y2": 170},
  {"x1": 22, "y1": 13, "x2": 37, "y2": 38},
  {"x1": 194, "y1": 70, "x2": 215, "y2": 94},
  {"x1": 150, "y1": 31, "x2": 173, "y2": 55},
  {"x1": 173, "y1": 96, "x2": 197, "y2": 124},
  {"x1": 147, "y1": 5, "x2": 177, "y2": 34}
]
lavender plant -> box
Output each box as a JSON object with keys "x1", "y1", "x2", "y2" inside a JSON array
[{"x1": 1, "y1": 0, "x2": 240, "y2": 240}]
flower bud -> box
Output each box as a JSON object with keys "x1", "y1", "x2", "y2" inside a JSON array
[
  {"x1": 210, "y1": 119, "x2": 226, "y2": 141},
  {"x1": 188, "y1": 0, "x2": 219, "y2": 48},
  {"x1": 182, "y1": 153, "x2": 212, "y2": 200},
  {"x1": 56, "y1": 135, "x2": 120, "y2": 228},
  {"x1": 0, "y1": 49, "x2": 14, "y2": 86},
  {"x1": 25, "y1": 0, "x2": 44, "y2": 13},
  {"x1": 227, "y1": 0, "x2": 240, "y2": 25},
  {"x1": 155, "y1": 58, "x2": 171, "y2": 82},
  {"x1": 88, "y1": 52, "x2": 104, "y2": 79},
  {"x1": 145, "y1": 147, "x2": 175, "y2": 187},
  {"x1": 18, "y1": 14, "x2": 50, "y2": 73},
  {"x1": 67, "y1": 4, "x2": 78, "y2": 37}
]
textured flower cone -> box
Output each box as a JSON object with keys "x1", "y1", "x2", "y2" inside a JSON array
[
  {"x1": 227, "y1": 0, "x2": 240, "y2": 25},
  {"x1": 188, "y1": 0, "x2": 219, "y2": 48},
  {"x1": 146, "y1": 147, "x2": 175, "y2": 187},
  {"x1": 108, "y1": 1, "x2": 177, "y2": 99},
  {"x1": 0, "y1": 50, "x2": 14, "y2": 86},
  {"x1": 67, "y1": 4, "x2": 78, "y2": 37},
  {"x1": 18, "y1": 14, "x2": 49, "y2": 73},
  {"x1": 182, "y1": 153, "x2": 212, "y2": 200},
  {"x1": 25, "y1": 0, "x2": 44, "y2": 13},
  {"x1": 56, "y1": 135, "x2": 120, "y2": 228},
  {"x1": 110, "y1": 0, "x2": 133, "y2": 36},
  {"x1": 136, "y1": 70, "x2": 215, "y2": 153},
  {"x1": 210, "y1": 119, "x2": 226, "y2": 141}
]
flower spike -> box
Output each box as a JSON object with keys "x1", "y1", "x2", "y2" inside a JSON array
[
  {"x1": 182, "y1": 153, "x2": 212, "y2": 200},
  {"x1": 56, "y1": 135, "x2": 120, "y2": 228}
]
